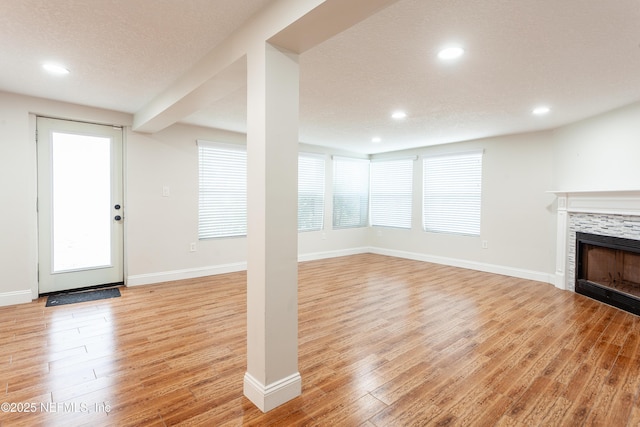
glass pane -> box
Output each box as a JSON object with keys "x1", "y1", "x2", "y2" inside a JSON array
[
  {"x1": 332, "y1": 157, "x2": 369, "y2": 229},
  {"x1": 52, "y1": 132, "x2": 112, "y2": 272},
  {"x1": 370, "y1": 159, "x2": 413, "y2": 229},
  {"x1": 198, "y1": 145, "x2": 247, "y2": 239},
  {"x1": 298, "y1": 154, "x2": 325, "y2": 232}
]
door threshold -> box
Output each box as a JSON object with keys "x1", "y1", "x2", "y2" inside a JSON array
[{"x1": 39, "y1": 281, "x2": 124, "y2": 297}]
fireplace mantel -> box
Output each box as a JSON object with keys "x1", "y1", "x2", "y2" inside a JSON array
[
  {"x1": 551, "y1": 190, "x2": 640, "y2": 290},
  {"x1": 549, "y1": 190, "x2": 640, "y2": 216}
]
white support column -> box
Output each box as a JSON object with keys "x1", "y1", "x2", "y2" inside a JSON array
[
  {"x1": 244, "y1": 41, "x2": 301, "y2": 412},
  {"x1": 554, "y1": 194, "x2": 568, "y2": 290}
]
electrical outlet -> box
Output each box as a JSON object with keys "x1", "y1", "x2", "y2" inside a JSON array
[{"x1": 190, "y1": 242, "x2": 197, "y2": 252}]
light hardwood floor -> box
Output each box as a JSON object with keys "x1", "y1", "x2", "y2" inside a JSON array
[{"x1": 1, "y1": 253, "x2": 640, "y2": 426}]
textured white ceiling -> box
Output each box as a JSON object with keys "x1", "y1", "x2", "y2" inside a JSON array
[
  {"x1": 310, "y1": 0, "x2": 640, "y2": 152},
  {"x1": 2, "y1": 0, "x2": 640, "y2": 154},
  {"x1": 0, "y1": 0, "x2": 271, "y2": 111}
]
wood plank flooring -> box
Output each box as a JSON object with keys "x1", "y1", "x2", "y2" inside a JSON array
[{"x1": 1, "y1": 253, "x2": 640, "y2": 426}]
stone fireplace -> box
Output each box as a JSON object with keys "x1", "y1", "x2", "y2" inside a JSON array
[{"x1": 552, "y1": 190, "x2": 640, "y2": 314}]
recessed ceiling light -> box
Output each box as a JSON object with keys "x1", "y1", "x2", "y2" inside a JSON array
[
  {"x1": 43, "y1": 63, "x2": 70, "y2": 75},
  {"x1": 391, "y1": 111, "x2": 407, "y2": 120},
  {"x1": 532, "y1": 106, "x2": 551, "y2": 115},
  {"x1": 372, "y1": 137, "x2": 382, "y2": 143},
  {"x1": 438, "y1": 46, "x2": 465, "y2": 60}
]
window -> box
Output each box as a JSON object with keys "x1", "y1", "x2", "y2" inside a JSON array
[
  {"x1": 423, "y1": 151, "x2": 483, "y2": 235},
  {"x1": 198, "y1": 141, "x2": 247, "y2": 239},
  {"x1": 333, "y1": 157, "x2": 370, "y2": 229},
  {"x1": 298, "y1": 154, "x2": 325, "y2": 232},
  {"x1": 370, "y1": 158, "x2": 414, "y2": 228}
]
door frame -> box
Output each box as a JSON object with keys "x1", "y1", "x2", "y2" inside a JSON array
[{"x1": 35, "y1": 115, "x2": 127, "y2": 294}]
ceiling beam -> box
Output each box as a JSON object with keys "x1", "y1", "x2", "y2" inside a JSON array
[
  {"x1": 268, "y1": 0, "x2": 399, "y2": 54},
  {"x1": 133, "y1": 0, "x2": 400, "y2": 133}
]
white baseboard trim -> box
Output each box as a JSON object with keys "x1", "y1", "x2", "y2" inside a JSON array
[
  {"x1": 127, "y1": 262, "x2": 247, "y2": 287},
  {"x1": 243, "y1": 372, "x2": 302, "y2": 413},
  {"x1": 0, "y1": 290, "x2": 33, "y2": 307},
  {"x1": 127, "y1": 248, "x2": 371, "y2": 287},
  {"x1": 369, "y1": 246, "x2": 555, "y2": 285},
  {"x1": 551, "y1": 273, "x2": 567, "y2": 290},
  {"x1": 126, "y1": 246, "x2": 553, "y2": 288},
  {"x1": 298, "y1": 246, "x2": 370, "y2": 262}
]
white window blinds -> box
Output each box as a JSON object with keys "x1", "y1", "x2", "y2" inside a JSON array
[
  {"x1": 198, "y1": 141, "x2": 247, "y2": 239},
  {"x1": 423, "y1": 151, "x2": 483, "y2": 236},
  {"x1": 333, "y1": 157, "x2": 369, "y2": 229},
  {"x1": 298, "y1": 154, "x2": 325, "y2": 232},
  {"x1": 370, "y1": 158, "x2": 414, "y2": 228}
]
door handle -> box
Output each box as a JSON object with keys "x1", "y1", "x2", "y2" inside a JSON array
[{"x1": 114, "y1": 215, "x2": 122, "y2": 221}]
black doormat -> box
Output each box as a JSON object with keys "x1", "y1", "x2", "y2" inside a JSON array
[{"x1": 45, "y1": 287, "x2": 121, "y2": 307}]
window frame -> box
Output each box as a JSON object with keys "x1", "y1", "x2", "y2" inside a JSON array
[
  {"x1": 298, "y1": 152, "x2": 326, "y2": 232},
  {"x1": 369, "y1": 157, "x2": 415, "y2": 229},
  {"x1": 197, "y1": 140, "x2": 247, "y2": 239},
  {"x1": 332, "y1": 156, "x2": 370, "y2": 229},
  {"x1": 422, "y1": 150, "x2": 483, "y2": 236}
]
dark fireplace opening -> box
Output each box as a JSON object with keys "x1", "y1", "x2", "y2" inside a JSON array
[{"x1": 576, "y1": 232, "x2": 640, "y2": 315}]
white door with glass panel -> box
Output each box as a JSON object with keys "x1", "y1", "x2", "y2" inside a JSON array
[{"x1": 37, "y1": 117, "x2": 124, "y2": 294}]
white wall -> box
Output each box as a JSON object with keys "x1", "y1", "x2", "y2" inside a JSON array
[
  {"x1": 552, "y1": 101, "x2": 640, "y2": 191},
  {"x1": 125, "y1": 124, "x2": 249, "y2": 284},
  {"x1": 0, "y1": 92, "x2": 372, "y2": 303},
  {"x1": 3, "y1": 90, "x2": 638, "y2": 307},
  {"x1": 126, "y1": 127, "x2": 372, "y2": 285},
  {"x1": 0, "y1": 91, "x2": 131, "y2": 305},
  {"x1": 0, "y1": 93, "x2": 37, "y2": 305},
  {"x1": 369, "y1": 131, "x2": 557, "y2": 282}
]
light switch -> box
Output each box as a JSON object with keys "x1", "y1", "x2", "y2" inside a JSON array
[{"x1": 162, "y1": 186, "x2": 170, "y2": 197}]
